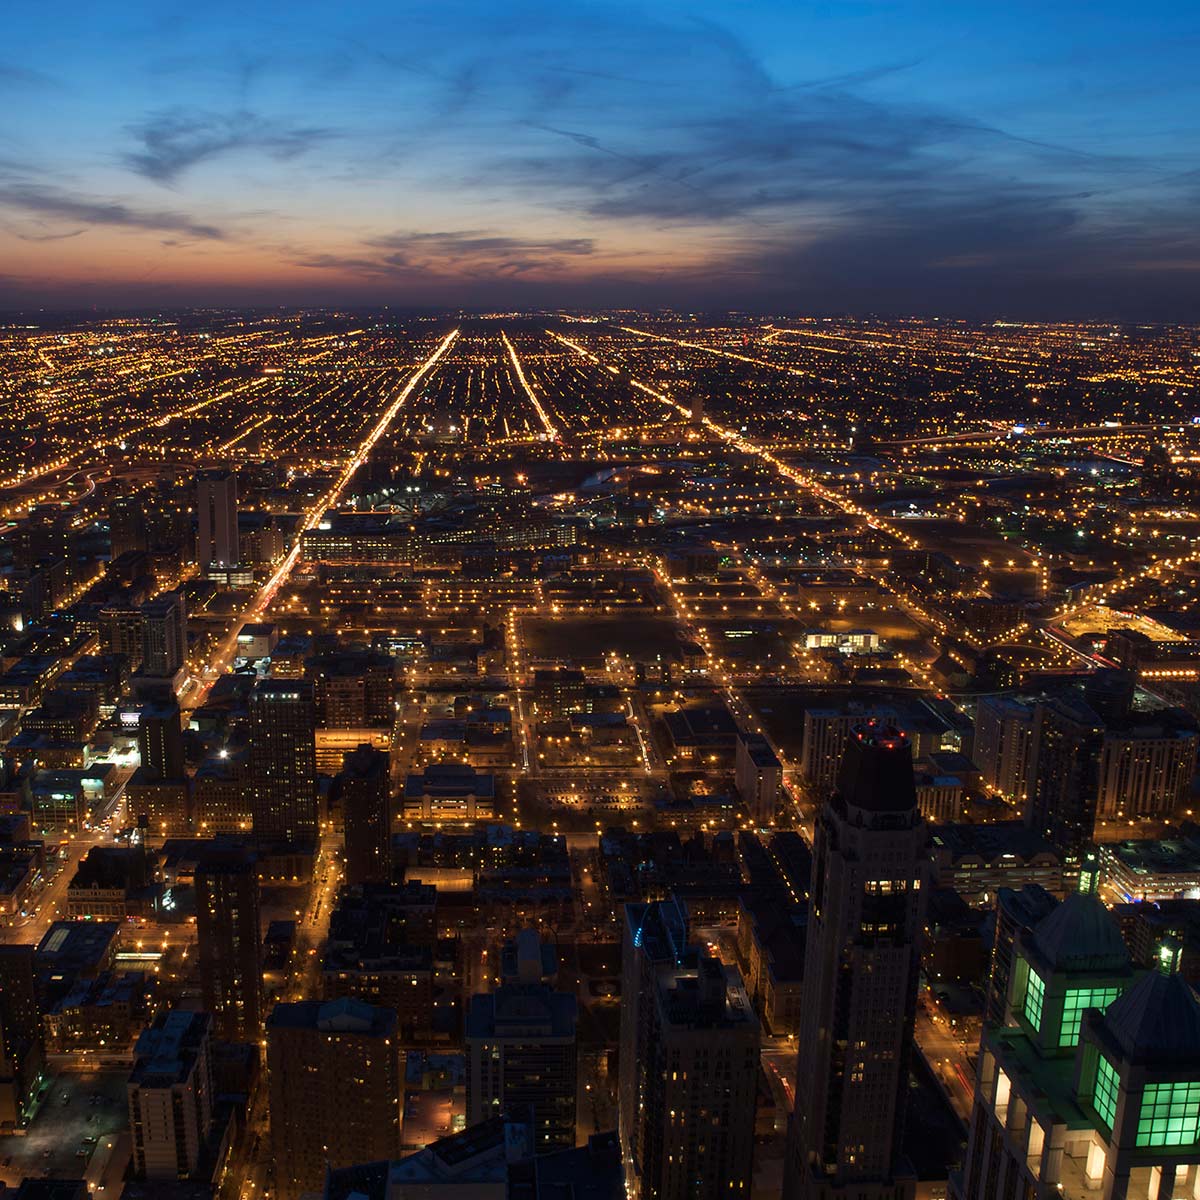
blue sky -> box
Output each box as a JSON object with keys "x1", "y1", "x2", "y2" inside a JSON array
[{"x1": 1, "y1": 0, "x2": 1197, "y2": 316}]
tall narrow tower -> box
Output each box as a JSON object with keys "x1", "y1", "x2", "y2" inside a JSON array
[
  {"x1": 196, "y1": 468, "x2": 238, "y2": 570},
  {"x1": 340, "y1": 743, "x2": 392, "y2": 886},
  {"x1": 249, "y1": 679, "x2": 317, "y2": 842},
  {"x1": 195, "y1": 845, "x2": 263, "y2": 1043},
  {"x1": 140, "y1": 591, "x2": 187, "y2": 678},
  {"x1": 786, "y1": 724, "x2": 928, "y2": 1200},
  {"x1": 619, "y1": 897, "x2": 759, "y2": 1200}
]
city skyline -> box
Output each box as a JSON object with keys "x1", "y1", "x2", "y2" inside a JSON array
[
  {"x1": 2, "y1": 5, "x2": 1200, "y2": 1198},
  {"x1": 2, "y1": 0, "x2": 1199, "y2": 318}
]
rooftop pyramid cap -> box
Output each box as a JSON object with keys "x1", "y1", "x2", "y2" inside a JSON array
[
  {"x1": 1031, "y1": 892, "x2": 1129, "y2": 973},
  {"x1": 1103, "y1": 971, "x2": 1200, "y2": 1064},
  {"x1": 835, "y1": 723, "x2": 917, "y2": 813},
  {"x1": 316, "y1": 995, "x2": 378, "y2": 1031}
]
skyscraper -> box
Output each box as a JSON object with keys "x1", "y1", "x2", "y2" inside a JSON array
[
  {"x1": 1095, "y1": 717, "x2": 1199, "y2": 821},
  {"x1": 140, "y1": 592, "x2": 187, "y2": 679},
  {"x1": 0, "y1": 945, "x2": 44, "y2": 1128},
  {"x1": 974, "y1": 694, "x2": 1037, "y2": 804},
  {"x1": 127, "y1": 1010, "x2": 214, "y2": 1180},
  {"x1": 1027, "y1": 696, "x2": 1105, "y2": 860},
  {"x1": 954, "y1": 895, "x2": 1200, "y2": 1200},
  {"x1": 786, "y1": 724, "x2": 929, "y2": 1200},
  {"x1": 735, "y1": 730, "x2": 783, "y2": 825},
  {"x1": 466, "y1": 983, "x2": 578, "y2": 1150},
  {"x1": 195, "y1": 845, "x2": 262, "y2": 1042},
  {"x1": 266, "y1": 998, "x2": 400, "y2": 1200},
  {"x1": 137, "y1": 699, "x2": 185, "y2": 780},
  {"x1": 109, "y1": 494, "x2": 149, "y2": 558},
  {"x1": 619, "y1": 897, "x2": 760, "y2": 1200},
  {"x1": 196, "y1": 468, "x2": 238, "y2": 570},
  {"x1": 340, "y1": 743, "x2": 392, "y2": 886},
  {"x1": 249, "y1": 679, "x2": 317, "y2": 842}
]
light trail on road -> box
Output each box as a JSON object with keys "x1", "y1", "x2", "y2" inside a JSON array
[
  {"x1": 615, "y1": 323, "x2": 837, "y2": 383},
  {"x1": 548, "y1": 330, "x2": 923, "y2": 551},
  {"x1": 501, "y1": 330, "x2": 559, "y2": 441},
  {"x1": 184, "y1": 327, "x2": 460, "y2": 711}
]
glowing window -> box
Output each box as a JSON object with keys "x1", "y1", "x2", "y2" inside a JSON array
[
  {"x1": 1023, "y1": 968, "x2": 1045, "y2": 1032},
  {"x1": 1060, "y1": 987, "x2": 1122, "y2": 1047},
  {"x1": 1136, "y1": 1081, "x2": 1200, "y2": 1147},
  {"x1": 1094, "y1": 1055, "x2": 1120, "y2": 1130}
]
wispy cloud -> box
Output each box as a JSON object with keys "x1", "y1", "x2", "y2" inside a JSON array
[
  {"x1": 7, "y1": 226, "x2": 86, "y2": 242},
  {"x1": 0, "y1": 184, "x2": 224, "y2": 239},
  {"x1": 123, "y1": 109, "x2": 336, "y2": 183},
  {"x1": 0, "y1": 61, "x2": 58, "y2": 89},
  {"x1": 294, "y1": 229, "x2": 596, "y2": 279},
  {"x1": 2, "y1": 0, "x2": 1197, "y2": 317}
]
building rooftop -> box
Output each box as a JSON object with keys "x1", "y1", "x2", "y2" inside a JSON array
[
  {"x1": 507, "y1": 1131, "x2": 624, "y2": 1200},
  {"x1": 130, "y1": 1009, "x2": 211, "y2": 1088},
  {"x1": 36, "y1": 919, "x2": 119, "y2": 976},
  {"x1": 1031, "y1": 893, "x2": 1131, "y2": 974},
  {"x1": 1102, "y1": 829, "x2": 1200, "y2": 881},
  {"x1": 266, "y1": 996, "x2": 396, "y2": 1038},
  {"x1": 1102, "y1": 971, "x2": 1200, "y2": 1065},
  {"x1": 466, "y1": 984, "x2": 577, "y2": 1041},
  {"x1": 835, "y1": 723, "x2": 917, "y2": 813},
  {"x1": 404, "y1": 763, "x2": 495, "y2": 799},
  {"x1": 931, "y1": 821, "x2": 1059, "y2": 864}
]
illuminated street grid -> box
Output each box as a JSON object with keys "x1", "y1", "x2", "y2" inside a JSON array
[{"x1": 0, "y1": 310, "x2": 1198, "y2": 1194}]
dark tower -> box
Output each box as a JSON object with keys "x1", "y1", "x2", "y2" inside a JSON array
[
  {"x1": 195, "y1": 845, "x2": 263, "y2": 1043},
  {"x1": 249, "y1": 680, "x2": 317, "y2": 843},
  {"x1": 786, "y1": 724, "x2": 929, "y2": 1200},
  {"x1": 340, "y1": 744, "x2": 392, "y2": 886}
]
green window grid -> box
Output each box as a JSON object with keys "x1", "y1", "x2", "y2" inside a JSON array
[
  {"x1": 1060, "y1": 987, "x2": 1122, "y2": 1048},
  {"x1": 1136, "y1": 1081, "x2": 1200, "y2": 1148},
  {"x1": 1023, "y1": 968, "x2": 1045, "y2": 1032},
  {"x1": 1094, "y1": 1055, "x2": 1120, "y2": 1130}
]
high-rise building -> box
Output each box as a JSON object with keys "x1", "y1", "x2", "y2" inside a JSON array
[
  {"x1": 249, "y1": 679, "x2": 317, "y2": 842},
  {"x1": 984, "y1": 884, "x2": 1060, "y2": 1028},
  {"x1": 953, "y1": 895, "x2": 1200, "y2": 1200},
  {"x1": 194, "y1": 747, "x2": 253, "y2": 834},
  {"x1": 619, "y1": 897, "x2": 759, "y2": 1200},
  {"x1": 620, "y1": 896, "x2": 688, "y2": 1183},
  {"x1": 320, "y1": 880, "x2": 437, "y2": 1044},
  {"x1": 340, "y1": 744, "x2": 392, "y2": 886},
  {"x1": 196, "y1": 469, "x2": 238, "y2": 570},
  {"x1": 786, "y1": 724, "x2": 929, "y2": 1200},
  {"x1": 799, "y1": 704, "x2": 895, "y2": 795},
  {"x1": 1096, "y1": 718, "x2": 1198, "y2": 821},
  {"x1": 109, "y1": 494, "x2": 149, "y2": 558},
  {"x1": 974, "y1": 695, "x2": 1038, "y2": 804},
  {"x1": 1027, "y1": 697, "x2": 1105, "y2": 860},
  {"x1": 127, "y1": 1009, "x2": 214, "y2": 1180},
  {"x1": 127, "y1": 774, "x2": 191, "y2": 838},
  {"x1": 735, "y1": 731, "x2": 783, "y2": 825},
  {"x1": 137, "y1": 700, "x2": 185, "y2": 780},
  {"x1": 99, "y1": 603, "x2": 146, "y2": 670},
  {"x1": 0, "y1": 945, "x2": 44, "y2": 1128},
  {"x1": 195, "y1": 845, "x2": 262, "y2": 1042},
  {"x1": 466, "y1": 983, "x2": 578, "y2": 1150},
  {"x1": 532, "y1": 668, "x2": 587, "y2": 719},
  {"x1": 267, "y1": 997, "x2": 400, "y2": 1200},
  {"x1": 140, "y1": 592, "x2": 187, "y2": 678},
  {"x1": 306, "y1": 650, "x2": 396, "y2": 728}
]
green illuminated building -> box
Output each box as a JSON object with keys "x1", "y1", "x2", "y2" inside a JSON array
[{"x1": 956, "y1": 892, "x2": 1200, "y2": 1200}]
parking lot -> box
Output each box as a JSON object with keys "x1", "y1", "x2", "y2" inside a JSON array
[{"x1": 0, "y1": 1067, "x2": 130, "y2": 1191}]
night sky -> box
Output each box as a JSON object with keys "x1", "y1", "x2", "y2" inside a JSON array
[{"x1": 2, "y1": 1, "x2": 1198, "y2": 317}]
